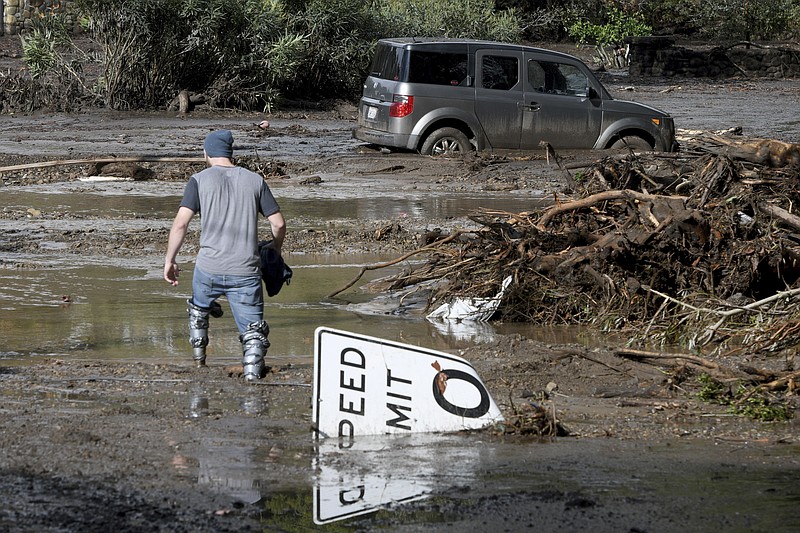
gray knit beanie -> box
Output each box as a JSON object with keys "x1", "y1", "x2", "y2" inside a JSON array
[{"x1": 204, "y1": 129, "x2": 234, "y2": 158}]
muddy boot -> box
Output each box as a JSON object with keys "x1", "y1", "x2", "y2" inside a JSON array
[
  {"x1": 187, "y1": 299, "x2": 221, "y2": 367},
  {"x1": 240, "y1": 320, "x2": 270, "y2": 382}
]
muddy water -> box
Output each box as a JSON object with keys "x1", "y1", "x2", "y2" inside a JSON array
[{"x1": 0, "y1": 179, "x2": 552, "y2": 365}]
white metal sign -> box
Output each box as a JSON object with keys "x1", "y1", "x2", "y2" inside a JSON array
[{"x1": 312, "y1": 327, "x2": 503, "y2": 438}]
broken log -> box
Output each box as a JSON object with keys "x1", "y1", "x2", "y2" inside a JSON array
[
  {"x1": 689, "y1": 136, "x2": 800, "y2": 168},
  {"x1": 0, "y1": 156, "x2": 204, "y2": 174},
  {"x1": 614, "y1": 348, "x2": 745, "y2": 378},
  {"x1": 757, "y1": 202, "x2": 800, "y2": 233},
  {"x1": 536, "y1": 189, "x2": 689, "y2": 229}
]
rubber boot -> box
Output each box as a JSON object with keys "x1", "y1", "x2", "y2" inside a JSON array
[
  {"x1": 186, "y1": 299, "x2": 224, "y2": 366},
  {"x1": 241, "y1": 320, "x2": 270, "y2": 382},
  {"x1": 186, "y1": 300, "x2": 212, "y2": 366}
]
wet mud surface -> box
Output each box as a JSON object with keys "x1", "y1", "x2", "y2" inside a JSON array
[{"x1": 2, "y1": 42, "x2": 800, "y2": 531}]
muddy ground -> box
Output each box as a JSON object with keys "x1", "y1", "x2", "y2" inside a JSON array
[{"x1": 1, "y1": 36, "x2": 800, "y2": 532}]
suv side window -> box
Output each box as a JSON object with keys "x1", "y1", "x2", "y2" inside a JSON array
[
  {"x1": 481, "y1": 55, "x2": 518, "y2": 91},
  {"x1": 528, "y1": 60, "x2": 588, "y2": 97},
  {"x1": 409, "y1": 51, "x2": 468, "y2": 86}
]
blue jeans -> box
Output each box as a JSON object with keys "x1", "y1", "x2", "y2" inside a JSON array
[{"x1": 191, "y1": 267, "x2": 263, "y2": 334}]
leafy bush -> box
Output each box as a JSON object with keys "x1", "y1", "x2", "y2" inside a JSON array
[
  {"x1": 23, "y1": 0, "x2": 524, "y2": 109},
  {"x1": 637, "y1": 0, "x2": 703, "y2": 36},
  {"x1": 284, "y1": 0, "x2": 382, "y2": 101},
  {"x1": 71, "y1": 0, "x2": 307, "y2": 110},
  {"x1": 18, "y1": 10, "x2": 94, "y2": 110},
  {"x1": 568, "y1": 6, "x2": 652, "y2": 47},
  {"x1": 566, "y1": 5, "x2": 651, "y2": 67},
  {"x1": 697, "y1": 374, "x2": 791, "y2": 422},
  {"x1": 376, "y1": 0, "x2": 522, "y2": 42},
  {"x1": 698, "y1": 0, "x2": 799, "y2": 41}
]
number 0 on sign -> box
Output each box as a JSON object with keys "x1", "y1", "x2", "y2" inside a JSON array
[{"x1": 312, "y1": 327, "x2": 503, "y2": 437}]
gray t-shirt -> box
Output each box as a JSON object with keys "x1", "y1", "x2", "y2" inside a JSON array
[{"x1": 180, "y1": 165, "x2": 280, "y2": 276}]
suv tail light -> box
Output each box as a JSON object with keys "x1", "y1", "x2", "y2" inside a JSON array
[{"x1": 389, "y1": 95, "x2": 414, "y2": 117}]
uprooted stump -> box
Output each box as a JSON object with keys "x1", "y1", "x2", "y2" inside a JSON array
[
  {"x1": 495, "y1": 399, "x2": 569, "y2": 437},
  {"x1": 365, "y1": 136, "x2": 800, "y2": 359}
]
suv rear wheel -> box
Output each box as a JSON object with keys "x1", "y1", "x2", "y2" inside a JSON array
[{"x1": 420, "y1": 127, "x2": 471, "y2": 156}]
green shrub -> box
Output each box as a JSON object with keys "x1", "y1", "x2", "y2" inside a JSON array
[
  {"x1": 377, "y1": 0, "x2": 522, "y2": 42},
  {"x1": 568, "y1": 6, "x2": 652, "y2": 47},
  {"x1": 70, "y1": 0, "x2": 310, "y2": 110},
  {"x1": 19, "y1": 10, "x2": 93, "y2": 110},
  {"x1": 697, "y1": 374, "x2": 791, "y2": 422},
  {"x1": 699, "y1": 0, "x2": 798, "y2": 41},
  {"x1": 284, "y1": 0, "x2": 382, "y2": 101}
]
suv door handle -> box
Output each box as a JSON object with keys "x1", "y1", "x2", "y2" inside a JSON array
[{"x1": 519, "y1": 102, "x2": 540, "y2": 112}]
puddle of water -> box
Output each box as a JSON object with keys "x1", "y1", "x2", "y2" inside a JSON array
[
  {"x1": 2, "y1": 179, "x2": 548, "y2": 222},
  {"x1": 0, "y1": 249, "x2": 612, "y2": 366},
  {"x1": 178, "y1": 425, "x2": 800, "y2": 530},
  {"x1": 0, "y1": 256, "x2": 460, "y2": 364},
  {"x1": 0, "y1": 178, "x2": 552, "y2": 366},
  {"x1": 303, "y1": 436, "x2": 800, "y2": 529}
]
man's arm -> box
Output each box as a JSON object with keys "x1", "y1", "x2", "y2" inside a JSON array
[
  {"x1": 267, "y1": 211, "x2": 286, "y2": 254},
  {"x1": 164, "y1": 206, "x2": 195, "y2": 286}
]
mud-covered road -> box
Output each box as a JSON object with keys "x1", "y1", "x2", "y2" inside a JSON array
[{"x1": 1, "y1": 71, "x2": 800, "y2": 532}]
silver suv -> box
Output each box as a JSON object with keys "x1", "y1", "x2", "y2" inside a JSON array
[{"x1": 354, "y1": 38, "x2": 677, "y2": 155}]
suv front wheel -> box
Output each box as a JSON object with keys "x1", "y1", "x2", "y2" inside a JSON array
[
  {"x1": 420, "y1": 127, "x2": 471, "y2": 156},
  {"x1": 610, "y1": 135, "x2": 651, "y2": 150}
]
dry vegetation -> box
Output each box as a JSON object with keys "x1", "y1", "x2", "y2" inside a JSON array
[{"x1": 340, "y1": 133, "x2": 800, "y2": 422}]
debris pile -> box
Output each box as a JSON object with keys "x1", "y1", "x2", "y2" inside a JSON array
[{"x1": 378, "y1": 134, "x2": 800, "y2": 355}]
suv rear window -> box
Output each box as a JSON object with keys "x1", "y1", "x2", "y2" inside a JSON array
[
  {"x1": 368, "y1": 43, "x2": 469, "y2": 86},
  {"x1": 369, "y1": 43, "x2": 404, "y2": 81}
]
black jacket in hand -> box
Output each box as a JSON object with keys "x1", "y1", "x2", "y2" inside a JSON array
[{"x1": 258, "y1": 240, "x2": 293, "y2": 297}]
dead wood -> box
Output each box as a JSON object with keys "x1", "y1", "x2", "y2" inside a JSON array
[
  {"x1": 326, "y1": 231, "x2": 465, "y2": 298},
  {"x1": 346, "y1": 134, "x2": 800, "y2": 413},
  {"x1": 684, "y1": 135, "x2": 800, "y2": 168},
  {"x1": 697, "y1": 287, "x2": 800, "y2": 346},
  {"x1": 0, "y1": 156, "x2": 204, "y2": 174},
  {"x1": 536, "y1": 189, "x2": 689, "y2": 229},
  {"x1": 734, "y1": 369, "x2": 800, "y2": 406},
  {"x1": 613, "y1": 348, "x2": 743, "y2": 378},
  {"x1": 757, "y1": 202, "x2": 800, "y2": 233},
  {"x1": 178, "y1": 90, "x2": 192, "y2": 114},
  {"x1": 347, "y1": 131, "x2": 800, "y2": 389}
]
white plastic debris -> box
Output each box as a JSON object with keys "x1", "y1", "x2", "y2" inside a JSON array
[{"x1": 426, "y1": 275, "x2": 512, "y2": 322}]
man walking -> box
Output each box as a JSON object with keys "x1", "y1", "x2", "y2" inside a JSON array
[{"x1": 164, "y1": 129, "x2": 286, "y2": 381}]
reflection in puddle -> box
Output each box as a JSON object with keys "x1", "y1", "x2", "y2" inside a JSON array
[
  {"x1": 203, "y1": 430, "x2": 800, "y2": 531},
  {"x1": 313, "y1": 434, "x2": 485, "y2": 525},
  {"x1": 197, "y1": 435, "x2": 266, "y2": 505}
]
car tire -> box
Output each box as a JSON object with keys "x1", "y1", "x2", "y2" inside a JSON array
[
  {"x1": 610, "y1": 135, "x2": 652, "y2": 150},
  {"x1": 420, "y1": 128, "x2": 472, "y2": 156}
]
